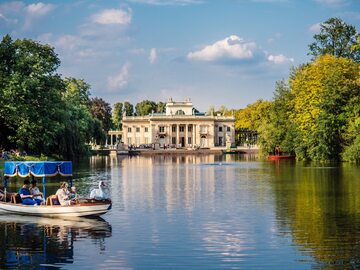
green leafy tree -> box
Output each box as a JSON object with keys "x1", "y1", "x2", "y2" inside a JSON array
[
  {"x1": 308, "y1": 17, "x2": 360, "y2": 61},
  {"x1": 257, "y1": 81, "x2": 297, "y2": 155},
  {"x1": 0, "y1": 36, "x2": 65, "y2": 155},
  {"x1": 57, "y1": 77, "x2": 100, "y2": 159},
  {"x1": 124, "y1": 101, "x2": 134, "y2": 116},
  {"x1": 112, "y1": 102, "x2": 123, "y2": 130},
  {"x1": 135, "y1": 100, "x2": 157, "y2": 116}
]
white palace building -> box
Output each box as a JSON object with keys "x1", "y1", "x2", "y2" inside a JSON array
[{"x1": 121, "y1": 98, "x2": 235, "y2": 149}]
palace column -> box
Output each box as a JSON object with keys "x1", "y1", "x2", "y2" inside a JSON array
[
  {"x1": 167, "y1": 124, "x2": 171, "y2": 145},
  {"x1": 176, "y1": 124, "x2": 180, "y2": 147}
]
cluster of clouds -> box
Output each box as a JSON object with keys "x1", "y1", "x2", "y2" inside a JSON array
[
  {"x1": 2, "y1": 0, "x2": 349, "y2": 95},
  {"x1": 0, "y1": 1, "x2": 55, "y2": 29},
  {"x1": 187, "y1": 35, "x2": 294, "y2": 65}
]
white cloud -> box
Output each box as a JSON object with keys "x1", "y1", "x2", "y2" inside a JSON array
[
  {"x1": 149, "y1": 48, "x2": 157, "y2": 64},
  {"x1": 92, "y1": 8, "x2": 132, "y2": 25},
  {"x1": 127, "y1": 0, "x2": 203, "y2": 6},
  {"x1": 187, "y1": 35, "x2": 257, "y2": 62},
  {"x1": 309, "y1": 22, "x2": 321, "y2": 33},
  {"x1": 108, "y1": 63, "x2": 131, "y2": 90},
  {"x1": 26, "y1": 2, "x2": 55, "y2": 17},
  {"x1": 267, "y1": 54, "x2": 294, "y2": 64},
  {"x1": 0, "y1": 1, "x2": 54, "y2": 28}
]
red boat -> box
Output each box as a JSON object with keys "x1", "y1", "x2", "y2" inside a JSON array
[{"x1": 268, "y1": 155, "x2": 296, "y2": 161}]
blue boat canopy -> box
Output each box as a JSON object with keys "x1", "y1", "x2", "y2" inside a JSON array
[{"x1": 4, "y1": 161, "x2": 72, "y2": 178}]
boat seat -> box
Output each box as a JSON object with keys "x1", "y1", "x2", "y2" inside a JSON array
[
  {"x1": 11, "y1": 194, "x2": 22, "y2": 204},
  {"x1": 46, "y1": 195, "x2": 60, "y2": 206}
]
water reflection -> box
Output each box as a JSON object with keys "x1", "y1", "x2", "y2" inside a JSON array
[
  {"x1": 269, "y1": 162, "x2": 360, "y2": 269},
  {"x1": 0, "y1": 215, "x2": 111, "y2": 269},
  {"x1": 1, "y1": 155, "x2": 360, "y2": 269}
]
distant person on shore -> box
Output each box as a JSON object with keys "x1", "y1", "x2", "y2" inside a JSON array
[{"x1": 19, "y1": 180, "x2": 43, "y2": 205}]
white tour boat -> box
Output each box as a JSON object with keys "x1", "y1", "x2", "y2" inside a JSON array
[{"x1": 0, "y1": 161, "x2": 111, "y2": 217}]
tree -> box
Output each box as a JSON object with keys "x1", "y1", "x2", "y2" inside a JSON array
[
  {"x1": 124, "y1": 101, "x2": 134, "y2": 116},
  {"x1": 57, "y1": 78, "x2": 100, "y2": 159},
  {"x1": 234, "y1": 99, "x2": 272, "y2": 131},
  {"x1": 89, "y1": 97, "x2": 112, "y2": 134},
  {"x1": 289, "y1": 55, "x2": 360, "y2": 161},
  {"x1": 257, "y1": 81, "x2": 297, "y2": 155},
  {"x1": 112, "y1": 102, "x2": 123, "y2": 130},
  {"x1": 0, "y1": 35, "x2": 16, "y2": 149},
  {"x1": 207, "y1": 105, "x2": 215, "y2": 116},
  {"x1": 0, "y1": 36, "x2": 66, "y2": 155},
  {"x1": 308, "y1": 17, "x2": 360, "y2": 62},
  {"x1": 218, "y1": 105, "x2": 228, "y2": 115},
  {"x1": 135, "y1": 100, "x2": 157, "y2": 116},
  {"x1": 156, "y1": 102, "x2": 166, "y2": 113}
]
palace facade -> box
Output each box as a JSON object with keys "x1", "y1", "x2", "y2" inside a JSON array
[{"x1": 122, "y1": 99, "x2": 235, "y2": 148}]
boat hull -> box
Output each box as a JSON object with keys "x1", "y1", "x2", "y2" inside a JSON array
[
  {"x1": 0, "y1": 200, "x2": 112, "y2": 218},
  {"x1": 268, "y1": 155, "x2": 296, "y2": 161}
]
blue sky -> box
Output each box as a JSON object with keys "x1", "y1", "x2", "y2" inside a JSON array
[{"x1": 1, "y1": 0, "x2": 359, "y2": 111}]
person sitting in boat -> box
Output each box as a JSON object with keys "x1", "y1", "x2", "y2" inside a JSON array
[
  {"x1": 30, "y1": 179, "x2": 44, "y2": 203},
  {"x1": 69, "y1": 186, "x2": 79, "y2": 201},
  {"x1": 55, "y1": 182, "x2": 73, "y2": 206},
  {"x1": 19, "y1": 179, "x2": 43, "y2": 205}
]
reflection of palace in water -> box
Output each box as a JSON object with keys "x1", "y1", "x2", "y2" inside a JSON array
[
  {"x1": 0, "y1": 216, "x2": 111, "y2": 268},
  {"x1": 106, "y1": 154, "x2": 247, "y2": 214}
]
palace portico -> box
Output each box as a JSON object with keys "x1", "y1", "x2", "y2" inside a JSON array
[{"x1": 121, "y1": 98, "x2": 235, "y2": 148}]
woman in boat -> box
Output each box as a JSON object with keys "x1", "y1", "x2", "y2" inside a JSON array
[
  {"x1": 55, "y1": 182, "x2": 73, "y2": 206},
  {"x1": 19, "y1": 179, "x2": 43, "y2": 205},
  {"x1": 30, "y1": 179, "x2": 44, "y2": 203}
]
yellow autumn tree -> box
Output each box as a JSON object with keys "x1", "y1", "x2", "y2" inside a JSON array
[{"x1": 289, "y1": 55, "x2": 360, "y2": 161}]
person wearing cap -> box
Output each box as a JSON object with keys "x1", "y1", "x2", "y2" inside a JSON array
[
  {"x1": 30, "y1": 179, "x2": 44, "y2": 203},
  {"x1": 19, "y1": 180, "x2": 43, "y2": 205}
]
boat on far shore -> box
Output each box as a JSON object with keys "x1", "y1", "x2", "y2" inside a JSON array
[{"x1": 268, "y1": 154, "x2": 296, "y2": 161}]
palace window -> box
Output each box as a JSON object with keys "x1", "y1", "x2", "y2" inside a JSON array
[
  {"x1": 172, "y1": 137, "x2": 176, "y2": 144},
  {"x1": 179, "y1": 126, "x2": 185, "y2": 132},
  {"x1": 136, "y1": 127, "x2": 140, "y2": 133},
  {"x1": 227, "y1": 126, "x2": 231, "y2": 132},
  {"x1": 128, "y1": 127, "x2": 132, "y2": 133},
  {"x1": 188, "y1": 125, "x2": 192, "y2": 132},
  {"x1": 188, "y1": 137, "x2": 192, "y2": 145},
  {"x1": 145, "y1": 127, "x2": 149, "y2": 133},
  {"x1": 159, "y1": 126, "x2": 165, "y2": 133},
  {"x1": 172, "y1": 126, "x2": 177, "y2": 132},
  {"x1": 175, "y1": 110, "x2": 185, "y2": 115},
  {"x1": 219, "y1": 126, "x2": 223, "y2": 132}
]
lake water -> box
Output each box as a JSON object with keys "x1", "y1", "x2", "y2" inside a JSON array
[{"x1": 1, "y1": 154, "x2": 360, "y2": 269}]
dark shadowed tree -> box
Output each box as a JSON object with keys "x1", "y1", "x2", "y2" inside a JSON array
[
  {"x1": 89, "y1": 97, "x2": 112, "y2": 133},
  {"x1": 124, "y1": 101, "x2": 134, "y2": 116}
]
